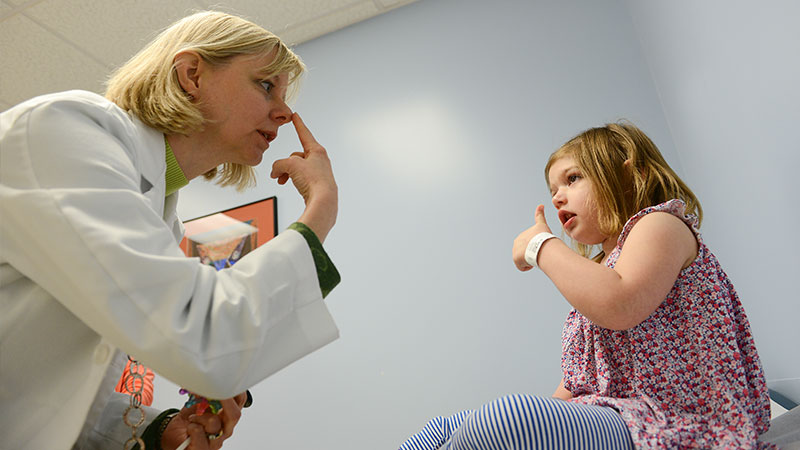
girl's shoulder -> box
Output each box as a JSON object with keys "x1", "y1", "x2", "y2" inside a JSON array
[
  {"x1": 607, "y1": 200, "x2": 703, "y2": 267},
  {"x1": 619, "y1": 199, "x2": 700, "y2": 242}
]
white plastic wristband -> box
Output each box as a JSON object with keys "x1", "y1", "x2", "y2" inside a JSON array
[{"x1": 524, "y1": 232, "x2": 558, "y2": 268}]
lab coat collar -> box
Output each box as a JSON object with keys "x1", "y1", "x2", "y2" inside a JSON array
[
  {"x1": 127, "y1": 115, "x2": 183, "y2": 239},
  {"x1": 129, "y1": 115, "x2": 170, "y2": 220}
]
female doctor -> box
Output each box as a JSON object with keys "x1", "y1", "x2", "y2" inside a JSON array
[{"x1": 0, "y1": 11, "x2": 340, "y2": 450}]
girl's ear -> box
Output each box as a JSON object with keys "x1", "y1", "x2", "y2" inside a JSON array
[
  {"x1": 173, "y1": 51, "x2": 203, "y2": 98},
  {"x1": 623, "y1": 158, "x2": 647, "y2": 179}
]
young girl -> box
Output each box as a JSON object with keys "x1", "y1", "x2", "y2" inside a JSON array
[{"x1": 399, "y1": 122, "x2": 771, "y2": 449}]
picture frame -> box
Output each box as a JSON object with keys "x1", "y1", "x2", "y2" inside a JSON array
[{"x1": 179, "y1": 197, "x2": 278, "y2": 270}]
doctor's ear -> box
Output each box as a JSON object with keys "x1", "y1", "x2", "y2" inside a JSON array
[{"x1": 173, "y1": 51, "x2": 204, "y2": 99}]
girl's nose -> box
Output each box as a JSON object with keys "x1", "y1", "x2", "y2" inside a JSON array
[{"x1": 552, "y1": 189, "x2": 566, "y2": 208}]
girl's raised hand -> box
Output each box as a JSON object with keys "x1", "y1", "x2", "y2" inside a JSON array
[{"x1": 512, "y1": 204, "x2": 553, "y2": 271}]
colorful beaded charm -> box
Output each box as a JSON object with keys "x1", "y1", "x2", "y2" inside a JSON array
[{"x1": 179, "y1": 388, "x2": 223, "y2": 415}]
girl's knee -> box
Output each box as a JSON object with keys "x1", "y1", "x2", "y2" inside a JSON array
[{"x1": 450, "y1": 395, "x2": 538, "y2": 449}]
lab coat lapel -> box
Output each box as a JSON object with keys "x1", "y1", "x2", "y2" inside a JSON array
[
  {"x1": 132, "y1": 116, "x2": 167, "y2": 219},
  {"x1": 131, "y1": 117, "x2": 185, "y2": 242}
]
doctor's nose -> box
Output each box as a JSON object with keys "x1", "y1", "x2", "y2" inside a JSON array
[{"x1": 271, "y1": 100, "x2": 292, "y2": 125}]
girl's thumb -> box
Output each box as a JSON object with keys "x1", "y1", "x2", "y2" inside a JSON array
[{"x1": 535, "y1": 204, "x2": 547, "y2": 223}]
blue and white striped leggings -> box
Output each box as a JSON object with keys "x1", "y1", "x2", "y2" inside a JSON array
[{"x1": 399, "y1": 394, "x2": 634, "y2": 450}]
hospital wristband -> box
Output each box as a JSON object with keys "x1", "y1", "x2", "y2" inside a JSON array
[{"x1": 524, "y1": 232, "x2": 558, "y2": 269}]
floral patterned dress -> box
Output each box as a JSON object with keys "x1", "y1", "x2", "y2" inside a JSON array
[{"x1": 562, "y1": 199, "x2": 772, "y2": 448}]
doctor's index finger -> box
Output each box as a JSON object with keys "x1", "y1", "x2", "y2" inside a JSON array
[{"x1": 291, "y1": 113, "x2": 320, "y2": 149}]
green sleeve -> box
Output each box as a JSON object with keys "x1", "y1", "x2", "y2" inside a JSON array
[{"x1": 288, "y1": 222, "x2": 341, "y2": 298}]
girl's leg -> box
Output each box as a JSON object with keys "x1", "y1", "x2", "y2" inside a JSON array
[
  {"x1": 399, "y1": 410, "x2": 474, "y2": 450},
  {"x1": 446, "y1": 394, "x2": 633, "y2": 450}
]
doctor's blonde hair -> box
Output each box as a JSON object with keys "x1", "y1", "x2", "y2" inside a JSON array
[
  {"x1": 545, "y1": 121, "x2": 702, "y2": 261},
  {"x1": 105, "y1": 11, "x2": 305, "y2": 190}
]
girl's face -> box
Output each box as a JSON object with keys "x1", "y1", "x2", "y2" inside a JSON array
[{"x1": 548, "y1": 156, "x2": 609, "y2": 247}]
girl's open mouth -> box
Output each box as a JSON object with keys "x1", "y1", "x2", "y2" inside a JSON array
[{"x1": 558, "y1": 210, "x2": 576, "y2": 228}]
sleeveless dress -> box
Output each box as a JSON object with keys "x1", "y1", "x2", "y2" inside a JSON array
[{"x1": 562, "y1": 199, "x2": 772, "y2": 448}]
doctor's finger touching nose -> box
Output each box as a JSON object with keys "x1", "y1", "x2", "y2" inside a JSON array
[{"x1": 0, "y1": 10, "x2": 343, "y2": 450}]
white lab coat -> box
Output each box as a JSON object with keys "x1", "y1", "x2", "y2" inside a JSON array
[{"x1": 0, "y1": 91, "x2": 339, "y2": 449}]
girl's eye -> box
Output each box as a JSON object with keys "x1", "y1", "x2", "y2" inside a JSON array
[
  {"x1": 567, "y1": 174, "x2": 581, "y2": 184},
  {"x1": 260, "y1": 81, "x2": 274, "y2": 93}
]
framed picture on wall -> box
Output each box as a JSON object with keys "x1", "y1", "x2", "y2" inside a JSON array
[{"x1": 179, "y1": 196, "x2": 277, "y2": 270}]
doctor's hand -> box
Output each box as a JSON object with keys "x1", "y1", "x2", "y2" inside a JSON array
[
  {"x1": 512, "y1": 204, "x2": 554, "y2": 272},
  {"x1": 271, "y1": 113, "x2": 338, "y2": 243},
  {"x1": 161, "y1": 392, "x2": 248, "y2": 450}
]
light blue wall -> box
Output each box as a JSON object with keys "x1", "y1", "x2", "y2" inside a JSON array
[
  {"x1": 627, "y1": 0, "x2": 800, "y2": 404},
  {"x1": 154, "y1": 0, "x2": 797, "y2": 448}
]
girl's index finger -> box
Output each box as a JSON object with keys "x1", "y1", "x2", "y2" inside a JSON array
[{"x1": 291, "y1": 113, "x2": 319, "y2": 149}]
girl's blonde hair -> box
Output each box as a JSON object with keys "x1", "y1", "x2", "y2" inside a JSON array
[
  {"x1": 105, "y1": 11, "x2": 305, "y2": 190},
  {"x1": 545, "y1": 121, "x2": 702, "y2": 261}
]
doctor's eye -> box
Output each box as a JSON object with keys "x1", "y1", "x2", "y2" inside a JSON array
[{"x1": 260, "y1": 81, "x2": 274, "y2": 93}]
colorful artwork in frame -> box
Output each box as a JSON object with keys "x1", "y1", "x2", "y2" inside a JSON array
[{"x1": 179, "y1": 197, "x2": 277, "y2": 270}]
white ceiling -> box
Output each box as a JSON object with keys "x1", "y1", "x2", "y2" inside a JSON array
[{"x1": 0, "y1": 0, "x2": 420, "y2": 110}]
